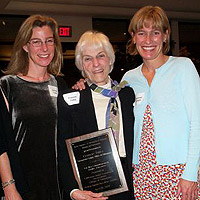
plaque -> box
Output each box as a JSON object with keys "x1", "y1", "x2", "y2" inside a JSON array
[{"x1": 66, "y1": 128, "x2": 128, "y2": 196}]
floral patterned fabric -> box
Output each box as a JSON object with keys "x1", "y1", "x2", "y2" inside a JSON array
[{"x1": 133, "y1": 105, "x2": 199, "y2": 199}]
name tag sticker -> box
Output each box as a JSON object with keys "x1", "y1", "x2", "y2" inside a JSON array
[
  {"x1": 134, "y1": 92, "x2": 145, "y2": 106},
  {"x1": 48, "y1": 85, "x2": 58, "y2": 97},
  {"x1": 63, "y1": 92, "x2": 80, "y2": 105}
]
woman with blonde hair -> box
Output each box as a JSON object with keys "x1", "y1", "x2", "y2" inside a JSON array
[
  {"x1": 122, "y1": 5, "x2": 200, "y2": 199},
  {"x1": 1, "y1": 15, "x2": 66, "y2": 200},
  {"x1": 73, "y1": 5, "x2": 200, "y2": 200}
]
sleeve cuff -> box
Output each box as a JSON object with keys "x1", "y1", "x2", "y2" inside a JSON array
[
  {"x1": 70, "y1": 189, "x2": 79, "y2": 200},
  {"x1": 182, "y1": 160, "x2": 199, "y2": 181}
]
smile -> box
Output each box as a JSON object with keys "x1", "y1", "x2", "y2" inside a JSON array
[
  {"x1": 38, "y1": 54, "x2": 49, "y2": 58},
  {"x1": 93, "y1": 69, "x2": 103, "y2": 74},
  {"x1": 142, "y1": 46, "x2": 155, "y2": 51}
]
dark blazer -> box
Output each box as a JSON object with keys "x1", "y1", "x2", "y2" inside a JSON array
[{"x1": 58, "y1": 84, "x2": 135, "y2": 200}]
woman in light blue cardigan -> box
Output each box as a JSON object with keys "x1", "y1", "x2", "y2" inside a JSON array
[{"x1": 122, "y1": 5, "x2": 200, "y2": 200}]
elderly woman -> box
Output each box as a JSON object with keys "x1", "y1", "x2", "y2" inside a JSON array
[
  {"x1": 58, "y1": 31, "x2": 135, "y2": 200},
  {"x1": 72, "y1": 6, "x2": 200, "y2": 199}
]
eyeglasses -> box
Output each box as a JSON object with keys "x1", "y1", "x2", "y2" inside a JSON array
[{"x1": 28, "y1": 38, "x2": 55, "y2": 47}]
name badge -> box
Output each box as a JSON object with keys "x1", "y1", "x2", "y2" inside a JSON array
[
  {"x1": 48, "y1": 85, "x2": 58, "y2": 97},
  {"x1": 63, "y1": 92, "x2": 80, "y2": 105},
  {"x1": 134, "y1": 92, "x2": 145, "y2": 106}
]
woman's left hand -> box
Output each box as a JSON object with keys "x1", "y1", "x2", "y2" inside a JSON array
[{"x1": 177, "y1": 178, "x2": 198, "y2": 200}]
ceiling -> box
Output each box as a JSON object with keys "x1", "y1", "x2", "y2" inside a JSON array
[
  {"x1": 0, "y1": 0, "x2": 200, "y2": 20},
  {"x1": 0, "y1": 1, "x2": 199, "y2": 78}
]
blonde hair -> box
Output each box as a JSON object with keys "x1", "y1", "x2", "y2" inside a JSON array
[
  {"x1": 127, "y1": 6, "x2": 171, "y2": 55},
  {"x1": 75, "y1": 30, "x2": 115, "y2": 77},
  {"x1": 4, "y1": 15, "x2": 63, "y2": 76}
]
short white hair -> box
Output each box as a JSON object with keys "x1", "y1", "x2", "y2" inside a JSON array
[{"x1": 75, "y1": 30, "x2": 115, "y2": 76}]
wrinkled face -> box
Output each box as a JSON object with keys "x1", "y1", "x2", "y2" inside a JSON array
[
  {"x1": 82, "y1": 46, "x2": 110, "y2": 86},
  {"x1": 133, "y1": 22, "x2": 167, "y2": 62},
  {"x1": 23, "y1": 25, "x2": 55, "y2": 69}
]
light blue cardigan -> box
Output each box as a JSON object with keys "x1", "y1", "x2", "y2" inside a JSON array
[{"x1": 122, "y1": 56, "x2": 200, "y2": 181}]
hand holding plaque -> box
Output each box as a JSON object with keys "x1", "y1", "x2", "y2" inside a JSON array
[{"x1": 66, "y1": 128, "x2": 128, "y2": 197}]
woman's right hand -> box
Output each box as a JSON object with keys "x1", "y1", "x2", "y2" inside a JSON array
[
  {"x1": 71, "y1": 189, "x2": 108, "y2": 200},
  {"x1": 72, "y1": 79, "x2": 86, "y2": 90},
  {"x1": 4, "y1": 184, "x2": 23, "y2": 200}
]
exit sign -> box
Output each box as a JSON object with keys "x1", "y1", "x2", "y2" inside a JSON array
[{"x1": 58, "y1": 26, "x2": 72, "y2": 37}]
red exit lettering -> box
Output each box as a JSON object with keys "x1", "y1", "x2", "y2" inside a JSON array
[{"x1": 59, "y1": 26, "x2": 72, "y2": 37}]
